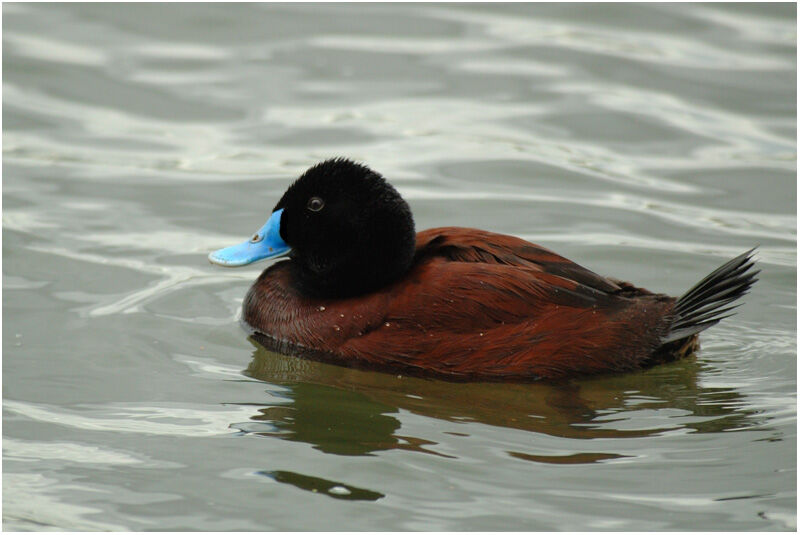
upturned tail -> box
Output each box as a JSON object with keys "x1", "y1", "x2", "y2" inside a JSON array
[{"x1": 662, "y1": 249, "x2": 759, "y2": 344}]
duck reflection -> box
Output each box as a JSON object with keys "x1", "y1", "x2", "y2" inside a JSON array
[
  {"x1": 239, "y1": 338, "x2": 763, "y2": 462},
  {"x1": 242, "y1": 381, "x2": 450, "y2": 457}
]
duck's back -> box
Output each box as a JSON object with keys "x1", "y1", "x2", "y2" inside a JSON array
[{"x1": 244, "y1": 227, "x2": 683, "y2": 381}]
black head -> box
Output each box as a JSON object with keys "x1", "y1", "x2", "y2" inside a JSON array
[{"x1": 273, "y1": 158, "x2": 416, "y2": 298}]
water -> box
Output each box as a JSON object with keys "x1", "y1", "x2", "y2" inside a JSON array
[{"x1": 3, "y1": 3, "x2": 795, "y2": 530}]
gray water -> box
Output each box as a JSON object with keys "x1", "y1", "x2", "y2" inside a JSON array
[{"x1": 3, "y1": 3, "x2": 796, "y2": 531}]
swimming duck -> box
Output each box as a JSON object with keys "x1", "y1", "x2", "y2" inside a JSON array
[{"x1": 209, "y1": 158, "x2": 758, "y2": 381}]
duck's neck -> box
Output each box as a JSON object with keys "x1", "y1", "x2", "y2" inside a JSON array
[{"x1": 288, "y1": 233, "x2": 416, "y2": 299}]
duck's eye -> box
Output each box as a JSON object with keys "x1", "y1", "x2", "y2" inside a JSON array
[{"x1": 307, "y1": 196, "x2": 325, "y2": 212}]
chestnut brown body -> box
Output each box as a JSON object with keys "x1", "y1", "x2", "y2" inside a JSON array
[{"x1": 244, "y1": 228, "x2": 698, "y2": 381}]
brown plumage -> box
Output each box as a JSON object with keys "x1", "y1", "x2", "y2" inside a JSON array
[
  {"x1": 211, "y1": 158, "x2": 757, "y2": 382},
  {"x1": 243, "y1": 227, "x2": 754, "y2": 381}
]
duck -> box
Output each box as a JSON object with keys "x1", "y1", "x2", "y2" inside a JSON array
[{"x1": 209, "y1": 158, "x2": 758, "y2": 382}]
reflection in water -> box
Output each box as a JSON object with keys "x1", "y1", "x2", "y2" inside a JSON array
[
  {"x1": 259, "y1": 471, "x2": 384, "y2": 501},
  {"x1": 240, "y1": 339, "x2": 764, "y2": 463},
  {"x1": 508, "y1": 451, "x2": 628, "y2": 464},
  {"x1": 232, "y1": 378, "x2": 452, "y2": 458}
]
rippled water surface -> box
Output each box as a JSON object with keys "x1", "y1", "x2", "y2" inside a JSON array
[{"x1": 3, "y1": 3, "x2": 796, "y2": 531}]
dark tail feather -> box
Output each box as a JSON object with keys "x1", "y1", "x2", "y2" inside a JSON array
[{"x1": 662, "y1": 249, "x2": 759, "y2": 344}]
